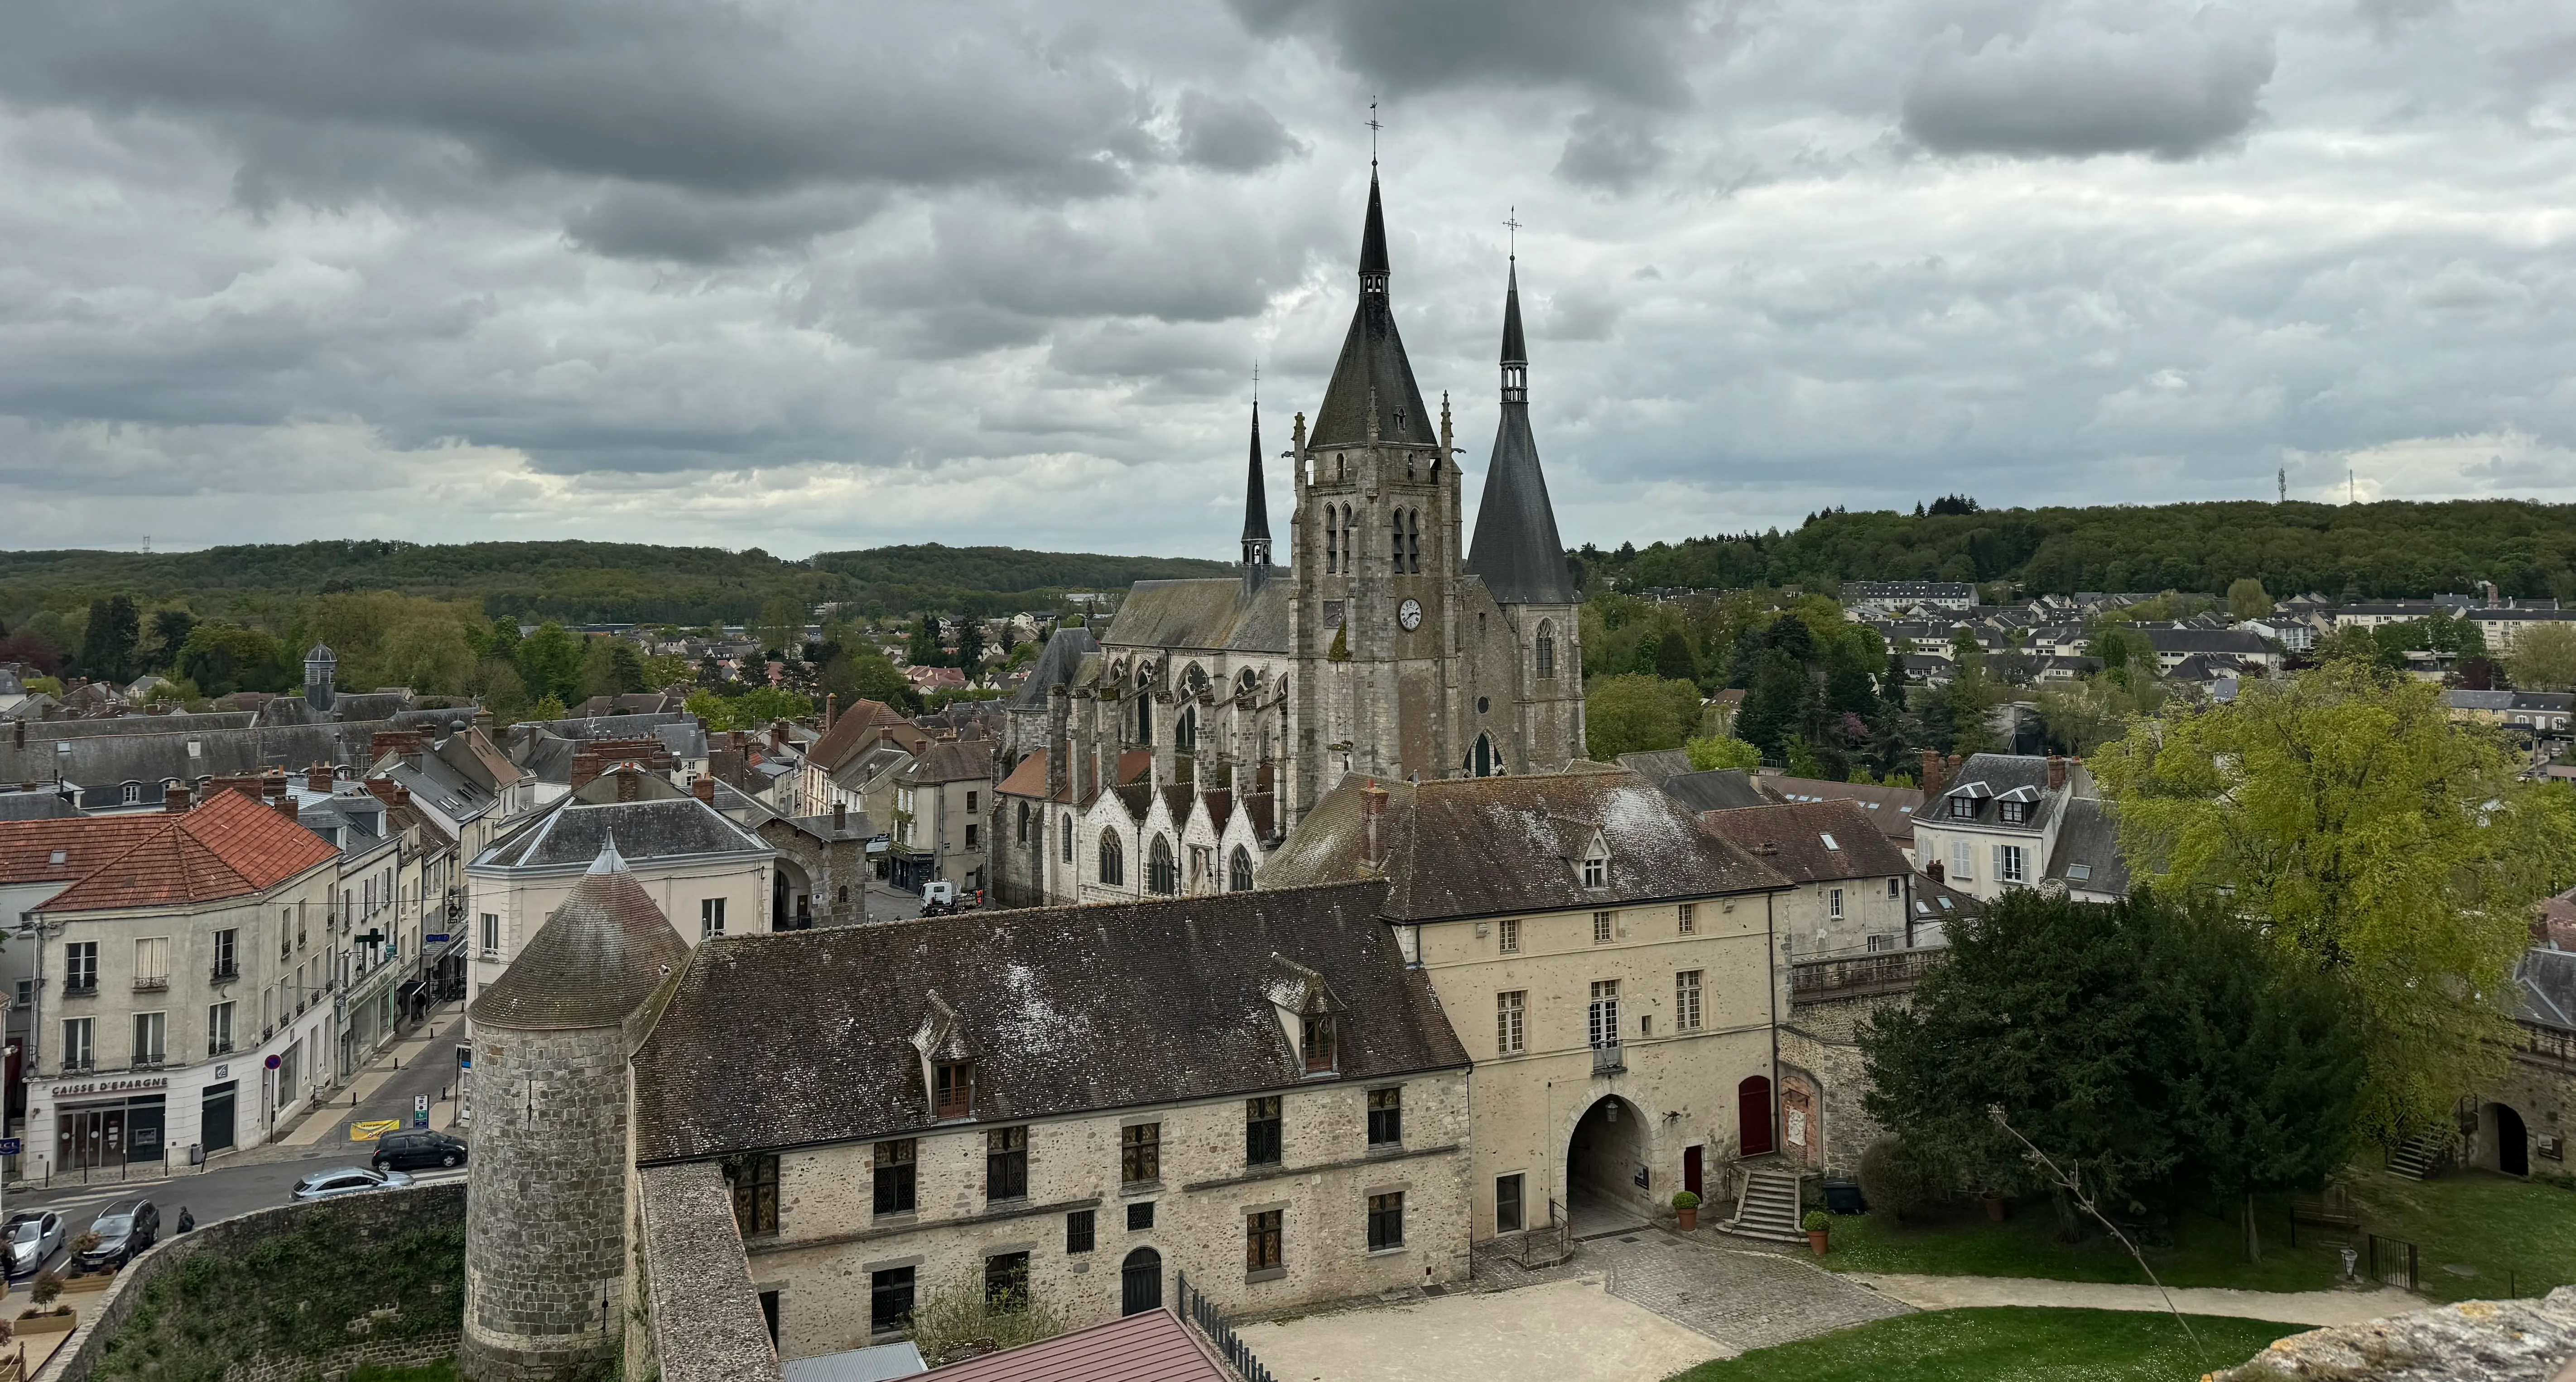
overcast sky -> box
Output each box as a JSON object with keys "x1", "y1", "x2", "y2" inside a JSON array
[{"x1": 2, "y1": 0, "x2": 2571, "y2": 560}]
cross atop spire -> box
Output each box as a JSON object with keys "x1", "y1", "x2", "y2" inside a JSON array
[
  {"x1": 1367, "y1": 99, "x2": 1381, "y2": 167},
  {"x1": 1504, "y1": 206, "x2": 1521, "y2": 260}
]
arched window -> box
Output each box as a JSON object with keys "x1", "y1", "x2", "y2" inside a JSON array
[
  {"x1": 1392, "y1": 510, "x2": 1405, "y2": 573},
  {"x1": 1535, "y1": 621, "x2": 1557, "y2": 679},
  {"x1": 1062, "y1": 816, "x2": 1074, "y2": 862},
  {"x1": 120, "y1": 782, "x2": 142, "y2": 805},
  {"x1": 1228, "y1": 846, "x2": 1254, "y2": 892},
  {"x1": 1148, "y1": 835, "x2": 1179, "y2": 894},
  {"x1": 1098, "y1": 831, "x2": 1124, "y2": 886},
  {"x1": 1473, "y1": 733, "x2": 1497, "y2": 778},
  {"x1": 1016, "y1": 801, "x2": 1031, "y2": 844},
  {"x1": 837, "y1": 886, "x2": 849, "y2": 905},
  {"x1": 1326, "y1": 513, "x2": 1339, "y2": 573},
  {"x1": 1175, "y1": 707, "x2": 1198, "y2": 754},
  {"x1": 1136, "y1": 696, "x2": 1152, "y2": 745},
  {"x1": 1342, "y1": 505, "x2": 1357, "y2": 571}
]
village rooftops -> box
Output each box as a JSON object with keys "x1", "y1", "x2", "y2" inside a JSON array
[
  {"x1": 1257, "y1": 767, "x2": 1790, "y2": 922},
  {"x1": 473, "y1": 768, "x2": 771, "y2": 874},
  {"x1": 629, "y1": 879, "x2": 1464, "y2": 1164},
  {"x1": 30, "y1": 787, "x2": 339, "y2": 913},
  {"x1": 1699, "y1": 798, "x2": 1912, "y2": 884},
  {"x1": 897, "y1": 740, "x2": 994, "y2": 786}
]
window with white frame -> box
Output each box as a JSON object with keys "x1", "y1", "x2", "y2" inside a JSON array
[
  {"x1": 62, "y1": 1017, "x2": 94, "y2": 1072},
  {"x1": 1675, "y1": 970, "x2": 1703, "y2": 1030},
  {"x1": 1496, "y1": 990, "x2": 1526, "y2": 1055},
  {"x1": 701, "y1": 898, "x2": 727, "y2": 939},
  {"x1": 1950, "y1": 839, "x2": 1974, "y2": 881},
  {"x1": 1677, "y1": 903, "x2": 1696, "y2": 935},
  {"x1": 481, "y1": 913, "x2": 501, "y2": 955},
  {"x1": 132, "y1": 1011, "x2": 165, "y2": 1066},
  {"x1": 134, "y1": 937, "x2": 169, "y2": 987},
  {"x1": 208, "y1": 1001, "x2": 234, "y2": 1055},
  {"x1": 1497, "y1": 918, "x2": 1520, "y2": 953},
  {"x1": 1828, "y1": 887, "x2": 1844, "y2": 920},
  {"x1": 1592, "y1": 910, "x2": 1614, "y2": 944},
  {"x1": 1996, "y1": 844, "x2": 2027, "y2": 885},
  {"x1": 1586, "y1": 980, "x2": 1619, "y2": 1049},
  {"x1": 1582, "y1": 849, "x2": 1607, "y2": 889},
  {"x1": 1867, "y1": 934, "x2": 1898, "y2": 953}
]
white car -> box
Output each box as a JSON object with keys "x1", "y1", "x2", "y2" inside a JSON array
[
  {"x1": 4, "y1": 1212, "x2": 63, "y2": 1277},
  {"x1": 921, "y1": 881, "x2": 957, "y2": 907},
  {"x1": 290, "y1": 1166, "x2": 415, "y2": 1202}
]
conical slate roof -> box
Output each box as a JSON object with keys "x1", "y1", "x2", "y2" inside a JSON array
[
  {"x1": 1242, "y1": 400, "x2": 1271, "y2": 544},
  {"x1": 1468, "y1": 264, "x2": 1579, "y2": 606},
  {"x1": 470, "y1": 844, "x2": 689, "y2": 1030},
  {"x1": 1309, "y1": 173, "x2": 1437, "y2": 451}
]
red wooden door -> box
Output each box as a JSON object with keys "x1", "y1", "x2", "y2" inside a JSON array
[{"x1": 1738, "y1": 1076, "x2": 1774, "y2": 1156}]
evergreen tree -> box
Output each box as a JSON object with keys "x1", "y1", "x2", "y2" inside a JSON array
[
  {"x1": 1654, "y1": 629, "x2": 1699, "y2": 683},
  {"x1": 907, "y1": 617, "x2": 944, "y2": 668},
  {"x1": 148, "y1": 610, "x2": 197, "y2": 672},
  {"x1": 80, "y1": 595, "x2": 141, "y2": 684},
  {"x1": 1735, "y1": 650, "x2": 1814, "y2": 764}
]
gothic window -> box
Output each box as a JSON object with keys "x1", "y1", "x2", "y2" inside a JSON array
[
  {"x1": 1472, "y1": 733, "x2": 1497, "y2": 778},
  {"x1": 1175, "y1": 707, "x2": 1198, "y2": 754},
  {"x1": 1392, "y1": 510, "x2": 1404, "y2": 573},
  {"x1": 1136, "y1": 696, "x2": 1152, "y2": 745},
  {"x1": 1148, "y1": 834, "x2": 1178, "y2": 895},
  {"x1": 1016, "y1": 802, "x2": 1030, "y2": 845},
  {"x1": 1326, "y1": 515, "x2": 1339, "y2": 573},
  {"x1": 1342, "y1": 505, "x2": 1358, "y2": 571},
  {"x1": 1404, "y1": 510, "x2": 1422, "y2": 572},
  {"x1": 1182, "y1": 663, "x2": 1209, "y2": 697},
  {"x1": 1098, "y1": 831, "x2": 1124, "y2": 886},
  {"x1": 1536, "y1": 621, "x2": 1557, "y2": 679},
  {"x1": 1062, "y1": 816, "x2": 1074, "y2": 863},
  {"x1": 1228, "y1": 846, "x2": 1254, "y2": 892}
]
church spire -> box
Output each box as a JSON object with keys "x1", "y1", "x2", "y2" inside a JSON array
[
  {"x1": 1308, "y1": 170, "x2": 1435, "y2": 451},
  {"x1": 1242, "y1": 395, "x2": 1272, "y2": 571},
  {"x1": 1468, "y1": 256, "x2": 1578, "y2": 607},
  {"x1": 1359, "y1": 170, "x2": 1390, "y2": 296}
]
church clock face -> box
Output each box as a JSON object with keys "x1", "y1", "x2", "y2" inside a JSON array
[{"x1": 1396, "y1": 597, "x2": 1424, "y2": 631}]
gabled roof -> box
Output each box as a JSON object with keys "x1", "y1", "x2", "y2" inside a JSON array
[
  {"x1": 1758, "y1": 776, "x2": 1925, "y2": 844},
  {"x1": 899, "y1": 740, "x2": 993, "y2": 786},
  {"x1": 630, "y1": 881, "x2": 1464, "y2": 1163},
  {"x1": 803, "y1": 698, "x2": 902, "y2": 775},
  {"x1": 35, "y1": 789, "x2": 337, "y2": 913},
  {"x1": 921, "y1": 1302, "x2": 1230, "y2": 1382},
  {"x1": 995, "y1": 749, "x2": 1065, "y2": 803},
  {"x1": 1653, "y1": 769, "x2": 1771, "y2": 814},
  {"x1": 2515, "y1": 945, "x2": 2576, "y2": 1032},
  {"x1": 1100, "y1": 579, "x2": 1291, "y2": 655},
  {"x1": 474, "y1": 782, "x2": 772, "y2": 873},
  {"x1": 470, "y1": 857, "x2": 689, "y2": 1030},
  {"x1": 1008, "y1": 627, "x2": 1100, "y2": 709},
  {"x1": 1699, "y1": 799, "x2": 1912, "y2": 884},
  {"x1": 1259, "y1": 769, "x2": 1790, "y2": 922}
]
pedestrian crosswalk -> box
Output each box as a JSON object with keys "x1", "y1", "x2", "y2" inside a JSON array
[{"x1": 407, "y1": 1169, "x2": 469, "y2": 1187}]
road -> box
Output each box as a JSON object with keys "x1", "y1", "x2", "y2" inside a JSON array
[{"x1": 0, "y1": 1002, "x2": 475, "y2": 1286}]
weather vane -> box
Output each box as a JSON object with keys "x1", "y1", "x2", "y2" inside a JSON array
[
  {"x1": 1504, "y1": 207, "x2": 1521, "y2": 260},
  {"x1": 1367, "y1": 99, "x2": 1381, "y2": 165}
]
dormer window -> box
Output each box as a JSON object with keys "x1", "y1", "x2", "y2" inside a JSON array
[
  {"x1": 1581, "y1": 831, "x2": 1609, "y2": 890},
  {"x1": 1950, "y1": 796, "x2": 1975, "y2": 819},
  {"x1": 934, "y1": 1060, "x2": 972, "y2": 1118},
  {"x1": 1998, "y1": 801, "x2": 2028, "y2": 825},
  {"x1": 1301, "y1": 1014, "x2": 1336, "y2": 1074}
]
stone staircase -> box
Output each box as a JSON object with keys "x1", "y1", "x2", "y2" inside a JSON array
[
  {"x1": 2385, "y1": 1132, "x2": 2448, "y2": 1182},
  {"x1": 1722, "y1": 1166, "x2": 1805, "y2": 1243}
]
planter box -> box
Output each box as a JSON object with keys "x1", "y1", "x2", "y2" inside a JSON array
[
  {"x1": 60, "y1": 1272, "x2": 114, "y2": 1294},
  {"x1": 14, "y1": 1310, "x2": 77, "y2": 1335}
]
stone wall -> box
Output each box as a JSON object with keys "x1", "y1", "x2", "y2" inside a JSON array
[
  {"x1": 632, "y1": 1162, "x2": 778, "y2": 1382},
  {"x1": 1779, "y1": 990, "x2": 1908, "y2": 1179},
  {"x1": 42, "y1": 1181, "x2": 465, "y2": 1382},
  {"x1": 2214, "y1": 1285, "x2": 2576, "y2": 1379},
  {"x1": 464, "y1": 1020, "x2": 631, "y2": 1382},
  {"x1": 2470, "y1": 1046, "x2": 2576, "y2": 1176}
]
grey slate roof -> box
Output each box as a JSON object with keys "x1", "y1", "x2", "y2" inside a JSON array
[
  {"x1": 900, "y1": 740, "x2": 993, "y2": 786},
  {"x1": 0, "y1": 790, "x2": 78, "y2": 822},
  {"x1": 1700, "y1": 799, "x2": 1913, "y2": 885},
  {"x1": 1653, "y1": 769, "x2": 1771, "y2": 814},
  {"x1": 1613, "y1": 749, "x2": 1693, "y2": 785},
  {"x1": 1465, "y1": 264, "x2": 1578, "y2": 607},
  {"x1": 1242, "y1": 400, "x2": 1271, "y2": 543},
  {"x1": 475, "y1": 784, "x2": 772, "y2": 872},
  {"x1": 471, "y1": 861, "x2": 689, "y2": 1030},
  {"x1": 2516, "y1": 946, "x2": 2576, "y2": 1032},
  {"x1": 1008, "y1": 626, "x2": 1100, "y2": 709},
  {"x1": 1259, "y1": 769, "x2": 1790, "y2": 921},
  {"x1": 1307, "y1": 174, "x2": 1437, "y2": 452},
  {"x1": 1101, "y1": 578, "x2": 1292, "y2": 655},
  {"x1": 629, "y1": 880, "x2": 1468, "y2": 1163},
  {"x1": 2045, "y1": 796, "x2": 2131, "y2": 896}
]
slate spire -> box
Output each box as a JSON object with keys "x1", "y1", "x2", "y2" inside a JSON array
[
  {"x1": 1467, "y1": 258, "x2": 1579, "y2": 606},
  {"x1": 1308, "y1": 169, "x2": 1436, "y2": 451},
  {"x1": 1242, "y1": 397, "x2": 1272, "y2": 571}
]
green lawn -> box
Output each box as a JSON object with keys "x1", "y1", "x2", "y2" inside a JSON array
[
  {"x1": 1819, "y1": 1168, "x2": 2576, "y2": 1300},
  {"x1": 1664, "y1": 1308, "x2": 2302, "y2": 1382}
]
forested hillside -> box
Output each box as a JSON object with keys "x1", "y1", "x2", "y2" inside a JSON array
[
  {"x1": 0, "y1": 540, "x2": 1231, "y2": 627},
  {"x1": 1584, "y1": 499, "x2": 2576, "y2": 602}
]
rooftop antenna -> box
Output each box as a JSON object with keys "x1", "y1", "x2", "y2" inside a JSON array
[
  {"x1": 2277, "y1": 466, "x2": 2286, "y2": 503},
  {"x1": 1504, "y1": 206, "x2": 1521, "y2": 260},
  {"x1": 2349, "y1": 469, "x2": 2356, "y2": 504},
  {"x1": 1367, "y1": 99, "x2": 1381, "y2": 167}
]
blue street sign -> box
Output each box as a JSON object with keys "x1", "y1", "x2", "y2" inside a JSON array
[
  {"x1": 0, "y1": 1137, "x2": 22, "y2": 1156},
  {"x1": 456, "y1": 1043, "x2": 472, "y2": 1071}
]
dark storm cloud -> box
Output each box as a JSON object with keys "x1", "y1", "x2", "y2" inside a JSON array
[
  {"x1": 565, "y1": 185, "x2": 890, "y2": 264},
  {"x1": 1901, "y1": 12, "x2": 2278, "y2": 160},
  {"x1": 1227, "y1": 0, "x2": 1699, "y2": 108},
  {"x1": 0, "y1": 0, "x2": 1159, "y2": 241},
  {"x1": 1555, "y1": 109, "x2": 1669, "y2": 190},
  {"x1": 1177, "y1": 91, "x2": 1308, "y2": 173}
]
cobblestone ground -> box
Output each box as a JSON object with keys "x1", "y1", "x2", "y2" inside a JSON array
[{"x1": 1472, "y1": 1228, "x2": 1910, "y2": 1354}]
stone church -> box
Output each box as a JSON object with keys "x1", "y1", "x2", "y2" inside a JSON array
[{"x1": 995, "y1": 172, "x2": 1586, "y2": 907}]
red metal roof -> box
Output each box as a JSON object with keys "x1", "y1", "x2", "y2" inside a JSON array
[
  {"x1": 922, "y1": 1309, "x2": 1229, "y2": 1382},
  {"x1": 34, "y1": 790, "x2": 338, "y2": 913}
]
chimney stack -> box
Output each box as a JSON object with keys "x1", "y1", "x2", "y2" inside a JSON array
[
  {"x1": 833, "y1": 800, "x2": 848, "y2": 833},
  {"x1": 571, "y1": 747, "x2": 603, "y2": 795},
  {"x1": 164, "y1": 784, "x2": 191, "y2": 813},
  {"x1": 1926, "y1": 860, "x2": 1945, "y2": 884},
  {"x1": 1919, "y1": 750, "x2": 1945, "y2": 800},
  {"x1": 308, "y1": 763, "x2": 336, "y2": 795},
  {"x1": 1363, "y1": 780, "x2": 1389, "y2": 864},
  {"x1": 364, "y1": 777, "x2": 413, "y2": 808},
  {"x1": 616, "y1": 767, "x2": 642, "y2": 803},
  {"x1": 825, "y1": 693, "x2": 838, "y2": 730},
  {"x1": 275, "y1": 794, "x2": 301, "y2": 825},
  {"x1": 691, "y1": 776, "x2": 716, "y2": 806},
  {"x1": 2047, "y1": 755, "x2": 2066, "y2": 791}
]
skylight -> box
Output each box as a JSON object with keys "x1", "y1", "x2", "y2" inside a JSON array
[
  {"x1": 1819, "y1": 833, "x2": 1840, "y2": 851},
  {"x1": 2067, "y1": 863, "x2": 2092, "y2": 881}
]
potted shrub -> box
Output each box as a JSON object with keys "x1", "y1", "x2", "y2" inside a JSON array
[
  {"x1": 1802, "y1": 1209, "x2": 1832, "y2": 1256},
  {"x1": 1671, "y1": 1190, "x2": 1700, "y2": 1232},
  {"x1": 28, "y1": 1273, "x2": 61, "y2": 1309},
  {"x1": 1981, "y1": 1190, "x2": 2008, "y2": 1222}
]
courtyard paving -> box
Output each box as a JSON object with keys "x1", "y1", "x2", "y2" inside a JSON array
[{"x1": 1240, "y1": 1227, "x2": 1910, "y2": 1382}]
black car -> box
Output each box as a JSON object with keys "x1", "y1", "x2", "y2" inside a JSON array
[
  {"x1": 371, "y1": 1130, "x2": 469, "y2": 1173},
  {"x1": 75, "y1": 1200, "x2": 158, "y2": 1271}
]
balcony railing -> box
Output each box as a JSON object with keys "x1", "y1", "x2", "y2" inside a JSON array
[
  {"x1": 1790, "y1": 948, "x2": 1946, "y2": 998},
  {"x1": 62, "y1": 980, "x2": 97, "y2": 998},
  {"x1": 131, "y1": 1056, "x2": 165, "y2": 1072},
  {"x1": 210, "y1": 963, "x2": 239, "y2": 984},
  {"x1": 207, "y1": 1039, "x2": 234, "y2": 1057},
  {"x1": 61, "y1": 1058, "x2": 94, "y2": 1074},
  {"x1": 133, "y1": 976, "x2": 169, "y2": 993},
  {"x1": 1590, "y1": 1043, "x2": 1625, "y2": 1075},
  {"x1": 2521, "y1": 1022, "x2": 2576, "y2": 1068}
]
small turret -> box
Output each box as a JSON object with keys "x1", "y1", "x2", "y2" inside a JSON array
[
  {"x1": 303, "y1": 642, "x2": 337, "y2": 714},
  {"x1": 1242, "y1": 400, "x2": 1273, "y2": 578}
]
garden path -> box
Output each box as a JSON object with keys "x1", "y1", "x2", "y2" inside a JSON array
[{"x1": 1847, "y1": 1271, "x2": 2422, "y2": 1326}]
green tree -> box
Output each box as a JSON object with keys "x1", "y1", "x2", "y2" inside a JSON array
[
  {"x1": 79, "y1": 595, "x2": 141, "y2": 683},
  {"x1": 1583, "y1": 674, "x2": 1702, "y2": 761},
  {"x1": 821, "y1": 650, "x2": 913, "y2": 710},
  {"x1": 579, "y1": 639, "x2": 649, "y2": 700},
  {"x1": 2225, "y1": 578, "x2": 2273, "y2": 621},
  {"x1": 956, "y1": 618, "x2": 986, "y2": 672},
  {"x1": 640, "y1": 654, "x2": 694, "y2": 688},
  {"x1": 1653, "y1": 627, "x2": 1699, "y2": 682},
  {"x1": 756, "y1": 596, "x2": 809, "y2": 660},
  {"x1": 2508, "y1": 623, "x2": 2576, "y2": 691},
  {"x1": 513, "y1": 622, "x2": 583, "y2": 703},
  {"x1": 907, "y1": 617, "x2": 945, "y2": 669},
  {"x1": 176, "y1": 620, "x2": 293, "y2": 697},
  {"x1": 2093, "y1": 660, "x2": 2576, "y2": 1143},
  {"x1": 1685, "y1": 736, "x2": 1763, "y2": 771},
  {"x1": 147, "y1": 609, "x2": 197, "y2": 672},
  {"x1": 531, "y1": 693, "x2": 568, "y2": 721},
  {"x1": 1735, "y1": 650, "x2": 1815, "y2": 763},
  {"x1": 465, "y1": 658, "x2": 529, "y2": 724},
  {"x1": 685, "y1": 686, "x2": 815, "y2": 731}
]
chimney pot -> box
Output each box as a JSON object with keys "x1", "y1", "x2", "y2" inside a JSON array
[
  {"x1": 275, "y1": 795, "x2": 301, "y2": 825},
  {"x1": 833, "y1": 800, "x2": 848, "y2": 831},
  {"x1": 692, "y1": 776, "x2": 716, "y2": 806},
  {"x1": 308, "y1": 763, "x2": 336, "y2": 794},
  {"x1": 164, "y1": 784, "x2": 191, "y2": 813},
  {"x1": 1926, "y1": 861, "x2": 1945, "y2": 883}
]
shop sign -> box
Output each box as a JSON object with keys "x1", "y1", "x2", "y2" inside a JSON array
[
  {"x1": 52, "y1": 1076, "x2": 168, "y2": 1099},
  {"x1": 351, "y1": 1120, "x2": 401, "y2": 1141}
]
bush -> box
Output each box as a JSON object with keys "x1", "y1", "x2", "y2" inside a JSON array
[
  {"x1": 902, "y1": 1269, "x2": 1069, "y2": 1367},
  {"x1": 1671, "y1": 1190, "x2": 1700, "y2": 1211},
  {"x1": 1803, "y1": 1209, "x2": 1833, "y2": 1233},
  {"x1": 30, "y1": 1271, "x2": 62, "y2": 1306},
  {"x1": 1859, "y1": 1138, "x2": 1949, "y2": 1224}
]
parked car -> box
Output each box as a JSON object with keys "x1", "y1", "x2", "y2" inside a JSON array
[
  {"x1": 371, "y1": 1131, "x2": 469, "y2": 1173},
  {"x1": 4, "y1": 1211, "x2": 63, "y2": 1277},
  {"x1": 289, "y1": 1166, "x2": 415, "y2": 1202},
  {"x1": 921, "y1": 880, "x2": 957, "y2": 908},
  {"x1": 74, "y1": 1201, "x2": 159, "y2": 1271}
]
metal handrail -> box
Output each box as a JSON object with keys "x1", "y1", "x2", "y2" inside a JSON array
[{"x1": 1175, "y1": 1270, "x2": 1276, "y2": 1382}]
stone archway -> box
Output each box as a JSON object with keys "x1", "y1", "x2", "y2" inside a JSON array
[
  {"x1": 2485, "y1": 1103, "x2": 2531, "y2": 1177},
  {"x1": 1565, "y1": 1094, "x2": 1653, "y2": 1233},
  {"x1": 772, "y1": 856, "x2": 814, "y2": 930}
]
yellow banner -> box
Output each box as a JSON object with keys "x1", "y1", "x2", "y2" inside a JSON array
[{"x1": 350, "y1": 1120, "x2": 402, "y2": 1141}]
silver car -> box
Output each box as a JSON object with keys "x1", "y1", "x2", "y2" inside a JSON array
[
  {"x1": 3, "y1": 1212, "x2": 62, "y2": 1277},
  {"x1": 289, "y1": 1166, "x2": 415, "y2": 1202}
]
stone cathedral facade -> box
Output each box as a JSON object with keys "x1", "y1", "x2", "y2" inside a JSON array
[{"x1": 994, "y1": 173, "x2": 1586, "y2": 907}]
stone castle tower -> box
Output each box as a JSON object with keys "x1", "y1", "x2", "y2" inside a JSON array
[
  {"x1": 1285, "y1": 169, "x2": 1586, "y2": 806},
  {"x1": 461, "y1": 838, "x2": 688, "y2": 1382}
]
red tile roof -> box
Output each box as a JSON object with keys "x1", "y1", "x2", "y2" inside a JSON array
[
  {"x1": 920, "y1": 1308, "x2": 1228, "y2": 1382},
  {"x1": 0, "y1": 816, "x2": 173, "y2": 893},
  {"x1": 35, "y1": 790, "x2": 339, "y2": 913}
]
